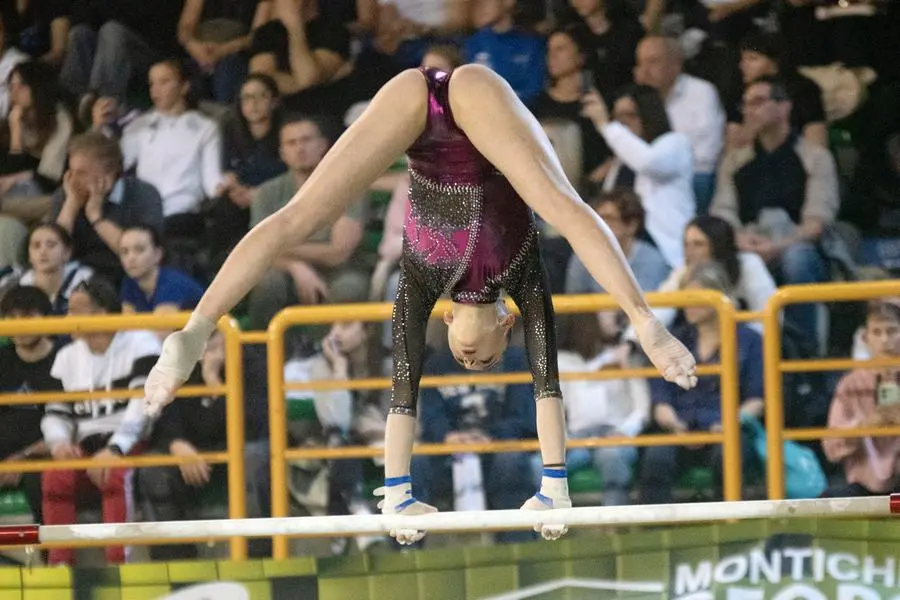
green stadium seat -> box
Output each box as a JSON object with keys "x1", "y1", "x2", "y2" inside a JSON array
[
  {"x1": 287, "y1": 398, "x2": 318, "y2": 423},
  {"x1": 567, "y1": 466, "x2": 603, "y2": 495},
  {"x1": 0, "y1": 490, "x2": 31, "y2": 518},
  {"x1": 677, "y1": 466, "x2": 715, "y2": 491}
]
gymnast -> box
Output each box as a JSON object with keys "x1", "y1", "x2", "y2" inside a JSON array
[{"x1": 143, "y1": 65, "x2": 698, "y2": 544}]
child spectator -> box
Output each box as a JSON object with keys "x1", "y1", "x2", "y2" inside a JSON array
[
  {"x1": 822, "y1": 302, "x2": 900, "y2": 498},
  {"x1": 0, "y1": 285, "x2": 57, "y2": 523},
  {"x1": 555, "y1": 312, "x2": 649, "y2": 506},
  {"x1": 118, "y1": 225, "x2": 205, "y2": 314},
  {"x1": 18, "y1": 224, "x2": 94, "y2": 315},
  {"x1": 40, "y1": 276, "x2": 160, "y2": 566}
]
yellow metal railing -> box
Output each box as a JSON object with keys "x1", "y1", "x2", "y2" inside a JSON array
[
  {"x1": 763, "y1": 280, "x2": 900, "y2": 499},
  {"x1": 0, "y1": 313, "x2": 248, "y2": 559},
  {"x1": 266, "y1": 291, "x2": 741, "y2": 558},
  {"x1": 5, "y1": 281, "x2": 900, "y2": 559}
]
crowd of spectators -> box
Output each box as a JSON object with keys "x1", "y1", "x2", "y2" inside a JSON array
[{"x1": 0, "y1": 0, "x2": 899, "y2": 564}]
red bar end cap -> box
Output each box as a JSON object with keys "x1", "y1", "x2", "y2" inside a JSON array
[
  {"x1": 890, "y1": 494, "x2": 900, "y2": 515},
  {"x1": 0, "y1": 525, "x2": 39, "y2": 546}
]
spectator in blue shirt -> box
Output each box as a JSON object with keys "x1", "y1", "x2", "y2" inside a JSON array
[
  {"x1": 118, "y1": 225, "x2": 205, "y2": 316},
  {"x1": 465, "y1": 0, "x2": 546, "y2": 106},
  {"x1": 411, "y1": 343, "x2": 537, "y2": 543},
  {"x1": 639, "y1": 261, "x2": 762, "y2": 504}
]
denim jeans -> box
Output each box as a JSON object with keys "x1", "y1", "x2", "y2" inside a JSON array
[
  {"x1": 60, "y1": 22, "x2": 156, "y2": 103},
  {"x1": 692, "y1": 172, "x2": 717, "y2": 216},
  {"x1": 776, "y1": 241, "x2": 828, "y2": 336}
]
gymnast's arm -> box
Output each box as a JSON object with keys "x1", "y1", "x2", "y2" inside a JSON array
[
  {"x1": 389, "y1": 256, "x2": 446, "y2": 414},
  {"x1": 505, "y1": 233, "x2": 562, "y2": 401},
  {"x1": 448, "y1": 66, "x2": 651, "y2": 328},
  {"x1": 447, "y1": 65, "x2": 696, "y2": 389}
]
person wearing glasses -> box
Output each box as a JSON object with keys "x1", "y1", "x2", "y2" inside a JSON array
[
  {"x1": 710, "y1": 75, "x2": 839, "y2": 338},
  {"x1": 581, "y1": 84, "x2": 695, "y2": 270}
]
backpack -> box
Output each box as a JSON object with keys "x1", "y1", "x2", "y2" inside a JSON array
[{"x1": 780, "y1": 322, "x2": 832, "y2": 430}]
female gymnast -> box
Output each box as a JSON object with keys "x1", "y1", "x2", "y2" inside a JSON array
[{"x1": 143, "y1": 65, "x2": 698, "y2": 544}]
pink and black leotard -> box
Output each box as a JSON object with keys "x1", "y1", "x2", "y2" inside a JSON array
[{"x1": 389, "y1": 68, "x2": 562, "y2": 416}]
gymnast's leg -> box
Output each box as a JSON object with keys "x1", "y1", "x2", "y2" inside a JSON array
[
  {"x1": 448, "y1": 64, "x2": 696, "y2": 389},
  {"x1": 144, "y1": 69, "x2": 430, "y2": 412}
]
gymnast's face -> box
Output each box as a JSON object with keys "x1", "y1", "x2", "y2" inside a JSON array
[{"x1": 444, "y1": 302, "x2": 515, "y2": 371}]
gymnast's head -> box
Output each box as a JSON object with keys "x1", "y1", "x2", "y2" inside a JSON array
[{"x1": 443, "y1": 299, "x2": 515, "y2": 371}]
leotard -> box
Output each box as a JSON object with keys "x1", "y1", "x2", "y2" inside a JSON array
[{"x1": 388, "y1": 68, "x2": 562, "y2": 416}]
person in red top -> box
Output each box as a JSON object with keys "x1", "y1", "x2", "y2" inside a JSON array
[{"x1": 822, "y1": 302, "x2": 900, "y2": 497}]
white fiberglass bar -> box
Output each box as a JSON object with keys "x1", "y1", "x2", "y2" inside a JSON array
[{"x1": 0, "y1": 495, "x2": 893, "y2": 546}]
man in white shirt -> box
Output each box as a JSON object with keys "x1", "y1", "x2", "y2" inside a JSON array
[{"x1": 634, "y1": 36, "x2": 725, "y2": 214}]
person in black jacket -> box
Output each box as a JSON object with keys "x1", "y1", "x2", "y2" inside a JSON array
[
  {"x1": 0, "y1": 285, "x2": 58, "y2": 524},
  {"x1": 137, "y1": 329, "x2": 270, "y2": 560}
]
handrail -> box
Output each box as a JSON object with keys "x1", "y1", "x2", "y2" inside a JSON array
[
  {"x1": 19, "y1": 280, "x2": 900, "y2": 558},
  {"x1": 763, "y1": 280, "x2": 900, "y2": 500},
  {"x1": 284, "y1": 433, "x2": 726, "y2": 460},
  {"x1": 281, "y1": 365, "x2": 721, "y2": 392},
  {"x1": 0, "y1": 312, "x2": 248, "y2": 560},
  {"x1": 266, "y1": 291, "x2": 741, "y2": 558}
]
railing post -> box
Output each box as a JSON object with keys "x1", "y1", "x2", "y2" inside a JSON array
[
  {"x1": 266, "y1": 313, "x2": 291, "y2": 559},
  {"x1": 717, "y1": 297, "x2": 742, "y2": 501},
  {"x1": 764, "y1": 291, "x2": 787, "y2": 500},
  {"x1": 222, "y1": 317, "x2": 248, "y2": 560}
]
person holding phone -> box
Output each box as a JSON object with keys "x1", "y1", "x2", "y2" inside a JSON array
[
  {"x1": 531, "y1": 27, "x2": 610, "y2": 185},
  {"x1": 822, "y1": 301, "x2": 900, "y2": 498}
]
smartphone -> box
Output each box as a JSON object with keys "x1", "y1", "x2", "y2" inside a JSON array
[
  {"x1": 580, "y1": 69, "x2": 594, "y2": 96},
  {"x1": 877, "y1": 373, "x2": 900, "y2": 407}
]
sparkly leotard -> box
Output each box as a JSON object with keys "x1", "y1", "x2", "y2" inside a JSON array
[{"x1": 388, "y1": 68, "x2": 562, "y2": 416}]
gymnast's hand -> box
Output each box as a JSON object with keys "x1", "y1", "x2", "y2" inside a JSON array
[
  {"x1": 373, "y1": 487, "x2": 438, "y2": 545},
  {"x1": 634, "y1": 316, "x2": 698, "y2": 390},
  {"x1": 144, "y1": 314, "x2": 218, "y2": 416}
]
